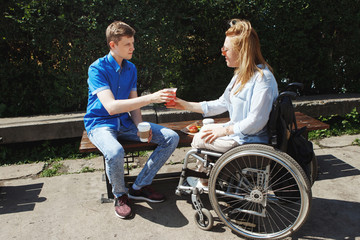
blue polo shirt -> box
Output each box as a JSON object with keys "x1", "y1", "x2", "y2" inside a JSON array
[{"x1": 84, "y1": 52, "x2": 137, "y2": 133}]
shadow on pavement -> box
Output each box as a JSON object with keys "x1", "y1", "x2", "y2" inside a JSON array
[
  {"x1": 292, "y1": 153, "x2": 360, "y2": 239},
  {"x1": 149, "y1": 153, "x2": 360, "y2": 238},
  {"x1": 132, "y1": 197, "x2": 189, "y2": 228},
  {"x1": 293, "y1": 197, "x2": 360, "y2": 239},
  {"x1": 129, "y1": 178, "x2": 190, "y2": 228},
  {"x1": 0, "y1": 183, "x2": 47, "y2": 215},
  {"x1": 132, "y1": 177, "x2": 229, "y2": 232},
  {"x1": 316, "y1": 154, "x2": 360, "y2": 181}
]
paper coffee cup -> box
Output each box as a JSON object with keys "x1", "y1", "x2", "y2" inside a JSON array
[
  {"x1": 138, "y1": 122, "x2": 151, "y2": 142},
  {"x1": 202, "y1": 118, "x2": 214, "y2": 125}
]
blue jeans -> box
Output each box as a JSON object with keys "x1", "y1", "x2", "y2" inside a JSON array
[{"x1": 88, "y1": 122, "x2": 179, "y2": 198}]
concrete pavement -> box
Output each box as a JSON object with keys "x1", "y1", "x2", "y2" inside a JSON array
[{"x1": 1, "y1": 134, "x2": 360, "y2": 240}]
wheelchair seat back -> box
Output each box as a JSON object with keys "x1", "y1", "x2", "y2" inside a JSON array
[{"x1": 267, "y1": 82, "x2": 303, "y2": 151}]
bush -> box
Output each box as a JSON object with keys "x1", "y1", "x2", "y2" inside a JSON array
[
  {"x1": 0, "y1": 138, "x2": 98, "y2": 166},
  {"x1": 1, "y1": 0, "x2": 359, "y2": 117},
  {"x1": 309, "y1": 108, "x2": 360, "y2": 140}
]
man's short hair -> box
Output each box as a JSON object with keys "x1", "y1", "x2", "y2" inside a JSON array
[{"x1": 106, "y1": 21, "x2": 136, "y2": 49}]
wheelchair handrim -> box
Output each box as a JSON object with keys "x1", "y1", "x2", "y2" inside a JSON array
[{"x1": 208, "y1": 147, "x2": 311, "y2": 239}]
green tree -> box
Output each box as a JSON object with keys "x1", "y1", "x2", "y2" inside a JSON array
[{"x1": 1, "y1": 0, "x2": 359, "y2": 117}]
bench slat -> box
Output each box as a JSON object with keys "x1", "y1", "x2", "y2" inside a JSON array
[
  {"x1": 79, "y1": 113, "x2": 329, "y2": 153},
  {"x1": 79, "y1": 130, "x2": 158, "y2": 153},
  {"x1": 295, "y1": 112, "x2": 329, "y2": 131}
]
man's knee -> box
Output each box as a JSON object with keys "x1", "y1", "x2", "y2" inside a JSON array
[
  {"x1": 167, "y1": 130, "x2": 180, "y2": 147},
  {"x1": 171, "y1": 130, "x2": 180, "y2": 143},
  {"x1": 104, "y1": 147, "x2": 125, "y2": 164},
  {"x1": 159, "y1": 128, "x2": 179, "y2": 143}
]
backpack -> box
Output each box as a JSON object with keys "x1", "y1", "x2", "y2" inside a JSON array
[
  {"x1": 268, "y1": 83, "x2": 316, "y2": 200},
  {"x1": 268, "y1": 82, "x2": 315, "y2": 169}
]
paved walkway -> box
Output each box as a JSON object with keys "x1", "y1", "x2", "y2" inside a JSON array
[{"x1": 1, "y1": 135, "x2": 360, "y2": 240}]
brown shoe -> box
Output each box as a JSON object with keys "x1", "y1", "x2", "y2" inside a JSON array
[
  {"x1": 114, "y1": 194, "x2": 132, "y2": 218},
  {"x1": 128, "y1": 185, "x2": 165, "y2": 203}
]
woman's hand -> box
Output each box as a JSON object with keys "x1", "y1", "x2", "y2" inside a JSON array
[
  {"x1": 166, "y1": 97, "x2": 187, "y2": 110},
  {"x1": 200, "y1": 126, "x2": 227, "y2": 143}
]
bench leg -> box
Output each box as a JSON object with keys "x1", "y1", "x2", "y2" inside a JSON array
[
  {"x1": 102, "y1": 156, "x2": 114, "y2": 200},
  {"x1": 101, "y1": 153, "x2": 134, "y2": 202}
]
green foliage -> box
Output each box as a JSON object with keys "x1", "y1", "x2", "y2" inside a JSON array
[
  {"x1": 353, "y1": 138, "x2": 360, "y2": 146},
  {"x1": 0, "y1": 138, "x2": 100, "y2": 166},
  {"x1": 40, "y1": 161, "x2": 64, "y2": 177},
  {"x1": 124, "y1": 163, "x2": 138, "y2": 171},
  {"x1": 308, "y1": 108, "x2": 360, "y2": 140},
  {"x1": 1, "y1": 0, "x2": 359, "y2": 117},
  {"x1": 80, "y1": 166, "x2": 95, "y2": 173}
]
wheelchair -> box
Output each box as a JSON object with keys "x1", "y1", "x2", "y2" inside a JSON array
[{"x1": 175, "y1": 83, "x2": 314, "y2": 239}]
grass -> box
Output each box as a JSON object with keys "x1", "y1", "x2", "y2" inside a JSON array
[
  {"x1": 80, "y1": 166, "x2": 96, "y2": 173},
  {"x1": 40, "y1": 160, "x2": 65, "y2": 177},
  {"x1": 39, "y1": 161, "x2": 97, "y2": 177},
  {"x1": 308, "y1": 108, "x2": 360, "y2": 140},
  {"x1": 0, "y1": 137, "x2": 100, "y2": 166}
]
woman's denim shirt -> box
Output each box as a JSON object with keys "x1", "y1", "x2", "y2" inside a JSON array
[{"x1": 201, "y1": 65, "x2": 278, "y2": 144}]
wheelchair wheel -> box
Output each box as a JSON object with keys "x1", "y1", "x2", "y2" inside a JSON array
[
  {"x1": 208, "y1": 144, "x2": 311, "y2": 240},
  {"x1": 194, "y1": 208, "x2": 214, "y2": 231}
]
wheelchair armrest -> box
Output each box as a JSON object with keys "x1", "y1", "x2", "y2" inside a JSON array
[
  {"x1": 285, "y1": 82, "x2": 304, "y2": 92},
  {"x1": 278, "y1": 91, "x2": 298, "y2": 100}
]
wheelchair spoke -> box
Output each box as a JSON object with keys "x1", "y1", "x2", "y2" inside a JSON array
[
  {"x1": 268, "y1": 200, "x2": 300, "y2": 222},
  {"x1": 216, "y1": 175, "x2": 251, "y2": 194}
]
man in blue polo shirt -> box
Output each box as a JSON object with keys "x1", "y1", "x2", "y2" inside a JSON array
[{"x1": 84, "y1": 21, "x2": 179, "y2": 219}]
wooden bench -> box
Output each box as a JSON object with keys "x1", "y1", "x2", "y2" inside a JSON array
[{"x1": 79, "y1": 112, "x2": 329, "y2": 200}]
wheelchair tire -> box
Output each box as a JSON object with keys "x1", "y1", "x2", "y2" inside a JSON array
[{"x1": 208, "y1": 144, "x2": 311, "y2": 240}]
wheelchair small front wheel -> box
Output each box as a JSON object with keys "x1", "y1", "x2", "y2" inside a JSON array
[{"x1": 194, "y1": 208, "x2": 213, "y2": 231}]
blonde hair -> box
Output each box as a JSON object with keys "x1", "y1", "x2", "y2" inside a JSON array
[
  {"x1": 106, "y1": 21, "x2": 135, "y2": 49},
  {"x1": 226, "y1": 19, "x2": 272, "y2": 94}
]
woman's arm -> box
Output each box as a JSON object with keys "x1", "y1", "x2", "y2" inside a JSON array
[{"x1": 168, "y1": 97, "x2": 204, "y2": 114}]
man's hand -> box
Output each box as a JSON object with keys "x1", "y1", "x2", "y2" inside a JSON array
[
  {"x1": 137, "y1": 129, "x2": 153, "y2": 143},
  {"x1": 150, "y1": 89, "x2": 175, "y2": 104}
]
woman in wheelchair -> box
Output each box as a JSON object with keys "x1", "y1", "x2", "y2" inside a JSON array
[
  {"x1": 167, "y1": 19, "x2": 312, "y2": 239},
  {"x1": 168, "y1": 19, "x2": 278, "y2": 153}
]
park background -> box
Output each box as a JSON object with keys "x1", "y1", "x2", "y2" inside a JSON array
[
  {"x1": 1, "y1": 0, "x2": 360, "y2": 166},
  {"x1": 1, "y1": 0, "x2": 359, "y2": 118}
]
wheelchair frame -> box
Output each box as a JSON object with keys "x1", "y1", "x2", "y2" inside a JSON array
[{"x1": 175, "y1": 144, "x2": 312, "y2": 239}]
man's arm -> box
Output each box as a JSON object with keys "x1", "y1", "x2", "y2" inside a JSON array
[
  {"x1": 128, "y1": 90, "x2": 143, "y2": 127},
  {"x1": 97, "y1": 88, "x2": 171, "y2": 116}
]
